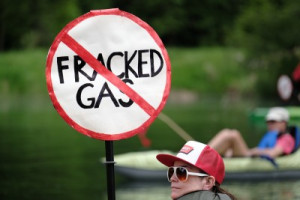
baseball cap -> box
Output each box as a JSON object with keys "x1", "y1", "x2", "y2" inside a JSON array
[
  {"x1": 265, "y1": 107, "x2": 289, "y2": 122},
  {"x1": 156, "y1": 141, "x2": 225, "y2": 184}
]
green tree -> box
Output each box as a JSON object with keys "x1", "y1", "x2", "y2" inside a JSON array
[
  {"x1": 0, "y1": 0, "x2": 112, "y2": 51},
  {"x1": 228, "y1": 0, "x2": 300, "y2": 99},
  {"x1": 113, "y1": 0, "x2": 245, "y2": 46}
]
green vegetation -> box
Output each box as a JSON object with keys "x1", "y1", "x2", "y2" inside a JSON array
[
  {"x1": 0, "y1": 47, "x2": 253, "y2": 97},
  {"x1": 2, "y1": 0, "x2": 299, "y2": 97},
  {"x1": 169, "y1": 47, "x2": 254, "y2": 95},
  {"x1": 1, "y1": 0, "x2": 299, "y2": 198}
]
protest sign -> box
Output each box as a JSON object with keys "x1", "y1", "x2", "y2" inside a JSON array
[{"x1": 46, "y1": 9, "x2": 171, "y2": 141}]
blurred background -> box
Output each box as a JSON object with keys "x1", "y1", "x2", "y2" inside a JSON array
[{"x1": 1, "y1": 0, "x2": 300, "y2": 199}]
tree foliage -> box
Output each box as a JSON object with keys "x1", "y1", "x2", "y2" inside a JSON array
[
  {"x1": 0, "y1": 0, "x2": 111, "y2": 50},
  {"x1": 113, "y1": 0, "x2": 245, "y2": 46},
  {"x1": 1, "y1": 0, "x2": 244, "y2": 50},
  {"x1": 1, "y1": 0, "x2": 298, "y2": 52},
  {"x1": 229, "y1": 0, "x2": 300, "y2": 54},
  {"x1": 228, "y1": 0, "x2": 300, "y2": 98}
]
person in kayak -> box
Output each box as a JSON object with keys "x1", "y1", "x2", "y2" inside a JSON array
[
  {"x1": 208, "y1": 107, "x2": 295, "y2": 158},
  {"x1": 156, "y1": 141, "x2": 236, "y2": 200}
]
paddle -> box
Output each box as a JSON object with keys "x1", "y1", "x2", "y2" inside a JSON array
[
  {"x1": 260, "y1": 155, "x2": 279, "y2": 169},
  {"x1": 158, "y1": 112, "x2": 195, "y2": 141}
]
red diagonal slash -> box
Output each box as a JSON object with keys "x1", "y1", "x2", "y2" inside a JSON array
[{"x1": 61, "y1": 33, "x2": 156, "y2": 116}]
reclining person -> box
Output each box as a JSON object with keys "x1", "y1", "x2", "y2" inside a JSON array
[{"x1": 208, "y1": 107, "x2": 297, "y2": 158}]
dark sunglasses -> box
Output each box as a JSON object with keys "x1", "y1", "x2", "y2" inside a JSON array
[
  {"x1": 266, "y1": 120, "x2": 278, "y2": 124},
  {"x1": 167, "y1": 166, "x2": 208, "y2": 182}
]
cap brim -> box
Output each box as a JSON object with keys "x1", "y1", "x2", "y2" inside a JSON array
[
  {"x1": 156, "y1": 153, "x2": 194, "y2": 167},
  {"x1": 266, "y1": 114, "x2": 279, "y2": 121}
]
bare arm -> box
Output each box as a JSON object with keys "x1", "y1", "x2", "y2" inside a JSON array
[{"x1": 249, "y1": 146, "x2": 284, "y2": 158}]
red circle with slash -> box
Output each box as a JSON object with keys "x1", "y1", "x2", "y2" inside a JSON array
[{"x1": 46, "y1": 9, "x2": 171, "y2": 141}]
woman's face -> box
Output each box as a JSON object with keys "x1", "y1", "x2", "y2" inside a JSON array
[
  {"x1": 169, "y1": 161, "x2": 210, "y2": 199},
  {"x1": 266, "y1": 121, "x2": 286, "y2": 132}
]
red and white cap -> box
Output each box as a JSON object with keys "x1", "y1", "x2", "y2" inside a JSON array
[{"x1": 156, "y1": 141, "x2": 225, "y2": 184}]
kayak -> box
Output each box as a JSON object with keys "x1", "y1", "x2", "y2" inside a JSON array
[{"x1": 111, "y1": 149, "x2": 300, "y2": 182}]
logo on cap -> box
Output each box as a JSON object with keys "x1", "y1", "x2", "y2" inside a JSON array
[{"x1": 180, "y1": 145, "x2": 194, "y2": 154}]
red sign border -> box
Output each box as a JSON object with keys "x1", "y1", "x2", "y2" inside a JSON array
[{"x1": 46, "y1": 9, "x2": 171, "y2": 141}]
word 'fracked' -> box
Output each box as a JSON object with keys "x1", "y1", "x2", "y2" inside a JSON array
[{"x1": 56, "y1": 49, "x2": 163, "y2": 84}]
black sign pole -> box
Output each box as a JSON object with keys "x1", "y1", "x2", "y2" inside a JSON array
[{"x1": 105, "y1": 141, "x2": 116, "y2": 200}]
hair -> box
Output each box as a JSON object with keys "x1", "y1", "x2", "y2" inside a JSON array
[
  {"x1": 197, "y1": 169, "x2": 236, "y2": 200},
  {"x1": 212, "y1": 183, "x2": 236, "y2": 200}
]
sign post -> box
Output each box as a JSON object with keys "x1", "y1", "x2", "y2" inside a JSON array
[
  {"x1": 105, "y1": 141, "x2": 116, "y2": 200},
  {"x1": 46, "y1": 9, "x2": 171, "y2": 200}
]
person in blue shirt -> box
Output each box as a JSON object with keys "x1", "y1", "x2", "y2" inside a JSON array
[{"x1": 208, "y1": 107, "x2": 295, "y2": 158}]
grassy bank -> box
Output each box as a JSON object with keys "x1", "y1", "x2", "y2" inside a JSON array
[{"x1": 0, "y1": 47, "x2": 254, "y2": 97}]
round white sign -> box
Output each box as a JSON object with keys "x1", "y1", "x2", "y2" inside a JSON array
[
  {"x1": 277, "y1": 74, "x2": 293, "y2": 101},
  {"x1": 46, "y1": 9, "x2": 171, "y2": 140}
]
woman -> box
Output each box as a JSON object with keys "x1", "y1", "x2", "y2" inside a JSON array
[
  {"x1": 156, "y1": 141, "x2": 236, "y2": 200},
  {"x1": 208, "y1": 107, "x2": 295, "y2": 158}
]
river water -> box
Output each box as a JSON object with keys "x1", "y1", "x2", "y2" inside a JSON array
[{"x1": 2, "y1": 94, "x2": 299, "y2": 199}]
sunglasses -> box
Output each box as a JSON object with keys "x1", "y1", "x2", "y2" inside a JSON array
[
  {"x1": 167, "y1": 166, "x2": 208, "y2": 182},
  {"x1": 266, "y1": 120, "x2": 277, "y2": 124}
]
